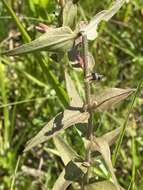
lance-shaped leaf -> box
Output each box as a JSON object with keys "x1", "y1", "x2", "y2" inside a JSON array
[
  {"x1": 3, "y1": 26, "x2": 76, "y2": 56},
  {"x1": 62, "y1": 0, "x2": 77, "y2": 29},
  {"x1": 81, "y1": 0, "x2": 125, "y2": 40},
  {"x1": 24, "y1": 109, "x2": 89, "y2": 152},
  {"x1": 52, "y1": 169, "x2": 72, "y2": 190},
  {"x1": 53, "y1": 136, "x2": 87, "y2": 190},
  {"x1": 102, "y1": 127, "x2": 122, "y2": 146},
  {"x1": 92, "y1": 138, "x2": 119, "y2": 190},
  {"x1": 65, "y1": 71, "x2": 83, "y2": 108},
  {"x1": 90, "y1": 88, "x2": 134, "y2": 111},
  {"x1": 85, "y1": 180, "x2": 118, "y2": 190},
  {"x1": 88, "y1": 128, "x2": 124, "y2": 190},
  {"x1": 53, "y1": 135, "x2": 79, "y2": 165},
  {"x1": 52, "y1": 160, "x2": 88, "y2": 190}
]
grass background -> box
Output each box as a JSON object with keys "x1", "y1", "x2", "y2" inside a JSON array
[{"x1": 0, "y1": 0, "x2": 143, "y2": 189}]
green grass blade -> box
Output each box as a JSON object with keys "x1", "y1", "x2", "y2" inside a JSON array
[
  {"x1": 112, "y1": 79, "x2": 143, "y2": 166},
  {"x1": 1, "y1": 0, "x2": 31, "y2": 43},
  {"x1": 0, "y1": 60, "x2": 10, "y2": 149},
  {"x1": 1, "y1": 0, "x2": 69, "y2": 106}
]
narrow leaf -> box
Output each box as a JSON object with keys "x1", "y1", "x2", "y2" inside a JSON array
[
  {"x1": 85, "y1": 180, "x2": 118, "y2": 190},
  {"x1": 81, "y1": 0, "x2": 125, "y2": 40},
  {"x1": 53, "y1": 135, "x2": 79, "y2": 165},
  {"x1": 90, "y1": 136, "x2": 120, "y2": 190},
  {"x1": 3, "y1": 27, "x2": 76, "y2": 56},
  {"x1": 65, "y1": 71, "x2": 83, "y2": 107},
  {"x1": 90, "y1": 88, "x2": 134, "y2": 111},
  {"x1": 102, "y1": 127, "x2": 122, "y2": 146},
  {"x1": 52, "y1": 169, "x2": 72, "y2": 190},
  {"x1": 62, "y1": 0, "x2": 77, "y2": 29},
  {"x1": 24, "y1": 109, "x2": 89, "y2": 151},
  {"x1": 52, "y1": 160, "x2": 88, "y2": 190}
]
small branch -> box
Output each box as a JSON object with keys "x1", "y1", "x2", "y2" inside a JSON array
[{"x1": 82, "y1": 33, "x2": 93, "y2": 185}]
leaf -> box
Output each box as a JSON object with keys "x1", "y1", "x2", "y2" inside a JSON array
[
  {"x1": 53, "y1": 135, "x2": 79, "y2": 165},
  {"x1": 85, "y1": 180, "x2": 118, "y2": 190},
  {"x1": 64, "y1": 160, "x2": 87, "y2": 182},
  {"x1": 84, "y1": 127, "x2": 122, "y2": 150},
  {"x1": 92, "y1": 137, "x2": 120, "y2": 190},
  {"x1": 53, "y1": 136, "x2": 88, "y2": 190},
  {"x1": 3, "y1": 26, "x2": 76, "y2": 56},
  {"x1": 89, "y1": 130, "x2": 120, "y2": 190},
  {"x1": 102, "y1": 127, "x2": 122, "y2": 146},
  {"x1": 88, "y1": 52, "x2": 95, "y2": 73},
  {"x1": 65, "y1": 71, "x2": 83, "y2": 108},
  {"x1": 84, "y1": 128, "x2": 124, "y2": 190},
  {"x1": 62, "y1": 0, "x2": 77, "y2": 29},
  {"x1": 81, "y1": 0, "x2": 125, "y2": 40},
  {"x1": 24, "y1": 109, "x2": 89, "y2": 152},
  {"x1": 52, "y1": 169, "x2": 72, "y2": 190},
  {"x1": 52, "y1": 160, "x2": 88, "y2": 190},
  {"x1": 90, "y1": 88, "x2": 134, "y2": 111}
]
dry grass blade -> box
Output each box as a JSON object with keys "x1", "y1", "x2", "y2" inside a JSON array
[{"x1": 24, "y1": 109, "x2": 89, "y2": 151}]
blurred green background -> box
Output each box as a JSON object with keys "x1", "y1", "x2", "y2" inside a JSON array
[{"x1": 0, "y1": 0, "x2": 143, "y2": 189}]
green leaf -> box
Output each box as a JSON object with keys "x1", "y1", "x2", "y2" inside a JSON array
[
  {"x1": 62, "y1": 0, "x2": 77, "y2": 29},
  {"x1": 81, "y1": 0, "x2": 125, "y2": 40},
  {"x1": 65, "y1": 71, "x2": 83, "y2": 108},
  {"x1": 3, "y1": 27, "x2": 76, "y2": 56},
  {"x1": 24, "y1": 109, "x2": 89, "y2": 151},
  {"x1": 53, "y1": 135, "x2": 79, "y2": 165},
  {"x1": 85, "y1": 180, "x2": 118, "y2": 190},
  {"x1": 90, "y1": 88, "x2": 134, "y2": 111}
]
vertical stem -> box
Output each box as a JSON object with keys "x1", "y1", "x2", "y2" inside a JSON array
[{"x1": 82, "y1": 34, "x2": 93, "y2": 185}]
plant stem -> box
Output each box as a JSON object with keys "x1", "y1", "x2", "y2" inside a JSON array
[{"x1": 82, "y1": 34, "x2": 93, "y2": 185}]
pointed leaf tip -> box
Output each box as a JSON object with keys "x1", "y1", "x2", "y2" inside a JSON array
[
  {"x1": 91, "y1": 88, "x2": 134, "y2": 111},
  {"x1": 24, "y1": 109, "x2": 89, "y2": 152},
  {"x1": 3, "y1": 27, "x2": 76, "y2": 56},
  {"x1": 81, "y1": 0, "x2": 126, "y2": 40}
]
